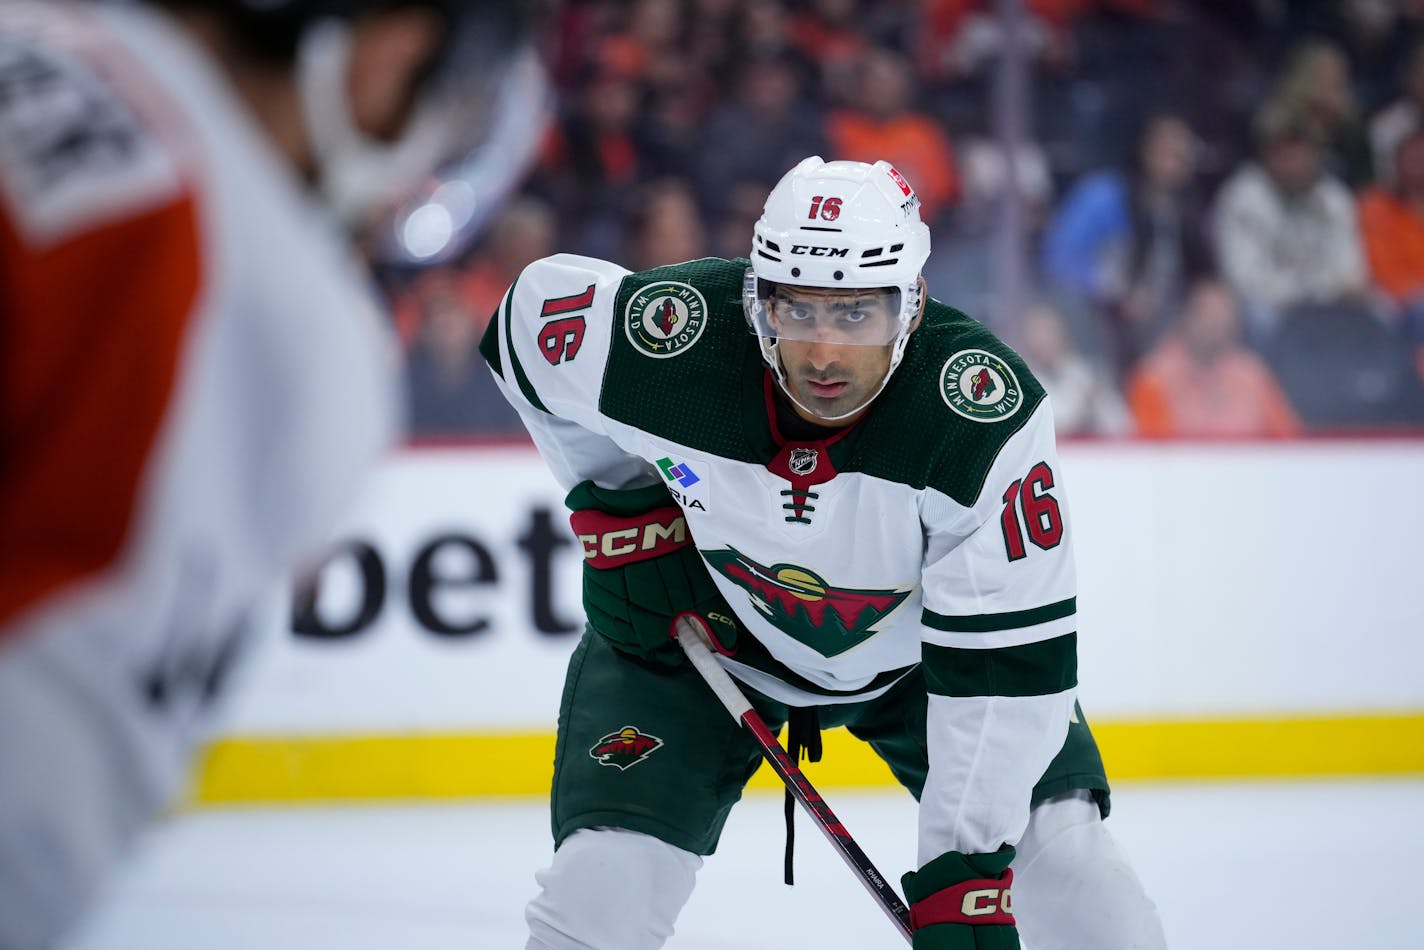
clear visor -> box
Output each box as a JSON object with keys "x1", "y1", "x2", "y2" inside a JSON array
[{"x1": 745, "y1": 278, "x2": 904, "y2": 346}]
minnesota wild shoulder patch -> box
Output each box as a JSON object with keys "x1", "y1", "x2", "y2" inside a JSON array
[
  {"x1": 624, "y1": 281, "x2": 708, "y2": 358},
  {"x1": 939, "y1": 349, "x2": 1024, "y2": 423}
]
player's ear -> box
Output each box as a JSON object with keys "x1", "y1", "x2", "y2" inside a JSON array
[{"x1": 907, "y1": 276, "x2": 927, "y2": 333}]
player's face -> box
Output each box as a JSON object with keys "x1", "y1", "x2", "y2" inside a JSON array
[{"x1": 769, "y1": 287, "x2": 902, "y2": 424}]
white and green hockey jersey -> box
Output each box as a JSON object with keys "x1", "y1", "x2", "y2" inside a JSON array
[{"x1": 482, "y1": 253, "x2": 1080, "y2": 861}]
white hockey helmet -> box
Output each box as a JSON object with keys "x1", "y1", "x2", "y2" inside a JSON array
[{"x1": 744, "y1": 156, "x2": 931, "y2": 421}]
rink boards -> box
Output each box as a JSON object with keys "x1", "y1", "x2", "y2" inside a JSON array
[{"x1": 192, "y1": 439, "x2": 1424, "y2": 804}]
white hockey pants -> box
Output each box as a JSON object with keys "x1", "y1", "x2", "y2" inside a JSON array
[{"x1": 525, "y1": 791, "x2": 1166, "y2": 950}]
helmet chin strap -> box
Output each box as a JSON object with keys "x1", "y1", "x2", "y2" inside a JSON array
[{"x1": 763, "y1": 332, "x2": 913, "y2": 424}]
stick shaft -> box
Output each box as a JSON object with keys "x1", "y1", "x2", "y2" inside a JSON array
[{"x1": 675, "y1": 617, "x2": 914, "y2": 942}]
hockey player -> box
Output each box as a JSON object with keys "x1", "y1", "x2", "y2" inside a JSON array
[
  {"x1": 0, "y1": 2, "x2": 545, "y2": 947},
  {"x1": 482, "y1": 157, "x2": 1167, "y2": 949}
]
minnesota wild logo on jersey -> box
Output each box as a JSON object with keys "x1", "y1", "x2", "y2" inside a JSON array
[
  {"x1": 939, "y1": 348, "x2": 1024, "y2": 423},
  {"x1": 702, "y1": 547, "x2": 911, "y2": 657},
  {"x1": 623, "y1": 280, "x2": 708, "y2": 358}
]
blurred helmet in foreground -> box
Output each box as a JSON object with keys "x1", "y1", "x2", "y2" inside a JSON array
[{"x1": 179, "y1": 1, "x2": 554, "y2": 258}]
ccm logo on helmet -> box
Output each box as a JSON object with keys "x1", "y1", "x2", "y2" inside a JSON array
[
  {"x1": 960, "y1": 886, "x2": 1012, "y2": 917},
  {"x1": 789, "y1": 245, "x2": 850, "y2": 257}
]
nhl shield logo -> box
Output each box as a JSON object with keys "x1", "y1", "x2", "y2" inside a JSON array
[
  {"x1": 939, "y1": 349, "x2": 1023, "y2": 423},
  {"x1": 789, "y1": 447, "x2": 819, "y2": 476},
  {"x1": 589, "y1": 725, "x2": 665, "y2": 770},
  {"x1": 625, "y1": 281, "x2": 708, "y2": 359}
]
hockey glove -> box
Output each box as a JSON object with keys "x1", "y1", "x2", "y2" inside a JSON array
[
  {"x1": 567, "y1": 480, "x2": 737, "y2": 667},
  {"x1": 901, "y1": 846, "x2": 1019, "y2": 950}
]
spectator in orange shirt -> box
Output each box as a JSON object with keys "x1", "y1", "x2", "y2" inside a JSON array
[
  {"x1": 826, "y1": 47, "x2": 960, "y2": 224},
  {"x1": 1359, "y1": 128, "x2": 1424, "y2": 380},
  {"x1": 1128, "y1": 278, "x2": 1302, "y2": 437},
  {"x1": 1358, "y1": 129, "x2": 1424, "y2": 306}
]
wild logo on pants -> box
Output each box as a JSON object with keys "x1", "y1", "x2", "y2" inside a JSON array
[{"x1": 589, "y1": 726, "x2": 665, "y2": 770}]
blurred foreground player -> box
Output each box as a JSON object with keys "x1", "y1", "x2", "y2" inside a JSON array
[
  {"x1": 0, "y1": 1, "x2": 544, "y2": 946},
  {"x1": 483, "y1": 157, "x2": 1167, "y2": 949}
]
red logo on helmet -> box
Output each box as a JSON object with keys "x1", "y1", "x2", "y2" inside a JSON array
[
  {"x1": 887, "y1": 166, "x2": 913, "y2": 196},
  {"x1": 589, "y1": 726, "x2": 665, "y2": 770}
]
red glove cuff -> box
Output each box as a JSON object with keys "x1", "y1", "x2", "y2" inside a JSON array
[
  {"x1": 909, "y1": 869, "x2": 1015, "y2": 930},
  {"x1": 570, "y1": 506, "x2": 689, "y2": 569}
]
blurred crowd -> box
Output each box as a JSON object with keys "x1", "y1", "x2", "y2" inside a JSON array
[{"x1": 380, "y1": 0, "x2": 1424, "y2": 439}]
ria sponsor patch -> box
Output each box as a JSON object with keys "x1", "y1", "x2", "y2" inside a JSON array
[
  {"x1": 657, "y1": 456, "x2": 700, "y2": 488},
  {"x1": 624, "y1": 280, "x2": 708, "y2": 359},
  {"x1": 588, "y1": 725, "x2": 665, "y2": 770},
  {"x1": 939, "y1": 349, "x2": 1023, "y2": 423},
  {"x1": 655, "y1": 453, "x2": 709, "y2": 511}
]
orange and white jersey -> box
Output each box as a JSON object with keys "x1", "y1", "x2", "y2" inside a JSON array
[{"x1": 0, "y1": 4, "x2": 398, "y2": 946}]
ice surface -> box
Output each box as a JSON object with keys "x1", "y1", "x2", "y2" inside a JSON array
[{"x1": 65, "y1": 780, "x2": 1424, "y2": 949}]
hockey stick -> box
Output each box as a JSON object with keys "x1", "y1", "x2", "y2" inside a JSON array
[{"x1": 673, "y1": 615, "x2": 914, "y2": 943}]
